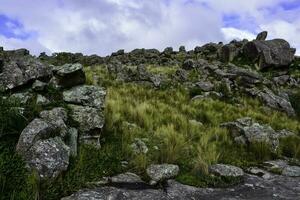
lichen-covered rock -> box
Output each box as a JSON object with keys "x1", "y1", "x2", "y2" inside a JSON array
[
  {"x1": 54, "y1": 63, "x2": 86, "y2": 88},
  {"x1": 68, "y1": 105, "x2": 104, "y2": 133},
  {"x1": 63, "y1": 85, "x2": 106, "y2": 109},
  {"x1": 40, "y1": 107, "x2": 68, "y2": 138},
  {"x1": 209, "y1": 164, "x2": 244, "y2": 178},
  {"x1": 28, "y1": 137, "x2": 70, "y2": 179},
  {"x1": 256, "y1": 31, "x2": 268, "y2": 41},
  {"x1": 182, "y1": 59, "x2": 195, "y2": 70},
  {"x1": 16, "y1": 118, "x2": 58, "y2": 155},
  {"x1": 110, "y1": 172, "x2": 144, "y2": 184},
  {"x1": 146, "y1": 164, "x2": 179, "y2": 184}
]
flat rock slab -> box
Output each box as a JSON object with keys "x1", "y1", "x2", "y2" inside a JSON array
[{"x1": 62, "y1": 174, "x2": 300, "y2": 200}]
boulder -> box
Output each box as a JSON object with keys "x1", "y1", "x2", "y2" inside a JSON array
[
  {"x1": 54, "y1": 63, "x2": 86, "y2": 88},
  {"x1": 16, "y1": 118, "x2": 70, "y2": 179},
  {"x1": 209, "y1": 164, "x2": 244, "y2": 178},
  {"x1": 243, "y1": 39, "x2": 295, "y2": 69},
  {"x1": 63, "y1": 85, "x2": 106, "y2": 109},
  {"x1": 27, "y1": 137, "x2": 70, "y2": 179},
  {"x1": 282, "y1": 166, "x2": 300, "y2": 177},
  {"x1": 16, "y1": 118, "x2": 58, "y2": 155},
  {"x1": 146, "y1": 164, "x2": 179, "y2": 184}
]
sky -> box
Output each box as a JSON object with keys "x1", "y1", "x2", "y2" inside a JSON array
[{"x1": 0, "y1": 0, "x2": 299, "y2": 56}]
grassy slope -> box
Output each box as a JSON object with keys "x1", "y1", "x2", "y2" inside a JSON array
[{"x1": 0, "y1": 65, "x2": 300, "y2": 199}]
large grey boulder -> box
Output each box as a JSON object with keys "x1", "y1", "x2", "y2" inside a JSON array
[
  {"x1": 54, "y1": 63, "x2": 86, "y2": 88},
  {"x1": 63, "y1": 85, "x2": 106, "y2": 109},
  {"x1": 16, "y1": 118, "x2": 70, "y2": 179},
  {"x1": 209, "y1": 164, "x2": 244, "y2": 178},
  {"x1": 27, "y1": 137, "x2": 70, "y2": 179},
  {"x1": 16, "y1": 118, "x2": 58, "y2": 155},
  {"x1": 243, "y1": 39, "x2": 295, "y2": 69},
  {"x1": 195, "y1": 81, "x2": 214, "y2": 92},
  {"x1": 146, "y1": 164, "x2": 179, "y2": 184},
  {"x1": 0, "y1": 56, "x2": 52, "y2": 90}
]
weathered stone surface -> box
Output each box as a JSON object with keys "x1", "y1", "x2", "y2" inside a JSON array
[
  {"x1": 69, "y1": 105, "x2": 104, "y2": 133},
  {"x1": 209, "y1": 164, "x2": 244, "y2": 178},
  {"x1": 110, "y1": 172, "x2": 144, "y2": 184},
  {"x1": 63, "y1": 85, "x2": 106, "y2": 108},
  {"x1": 10, "y1": 91, "x2": 34, "y2": 105},
  {"x1": 221, "y1": 117, "x2": 295, "y2": 150},
  {"x1": 62, "y1": 173, "x2": 300, "y2": 200},
  {"x1": 247, "y1": 87, "x2": 296, "y2": 116},
  {"x1": 40, "y1": 107, "x2": 68, "y2": 138},
  {"x1": 146, "y1": 164, "x2": 179, "y2": 184},
  {"x1": 282, "y1": 166, "x2": 300, "y2": 177},
  {"x1": 16, "y1": 118, "x2": 58, "y2": 155},
  {"x1": 55, "y1": 63, "x2": 86, "y2": 88},
  {"x1": 0, "y1": 56, "x2": 52, "y2": 90},
  {"x1": 243, "y1": 39, "x2": 295, "y2": 69},
  {"x1": 28, "y1": 137, "x2": 70, "y2": 179}
]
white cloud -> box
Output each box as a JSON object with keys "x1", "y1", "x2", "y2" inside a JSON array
[{"x1": 0, "y1": 0, "x2": 299, "y2": 55}]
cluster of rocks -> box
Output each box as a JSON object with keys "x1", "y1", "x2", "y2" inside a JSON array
[
  {"x1": 0, "y1": 48, "x2": 106, "y2": 179},
  {"x1": 221, "y1": 117, "x2": 295, "y2": 151}
]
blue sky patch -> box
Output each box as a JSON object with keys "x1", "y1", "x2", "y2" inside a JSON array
[
  {"x1": 0, "y1": 14, "x2": 31, "y2": 40},
  {"x1": 279, "y1": 0, "x2": 300, "y2": 10}
]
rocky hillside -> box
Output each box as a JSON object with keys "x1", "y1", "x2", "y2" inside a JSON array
[{"x1": 0, "y1": 31, "x2": 300, "y2": 200}]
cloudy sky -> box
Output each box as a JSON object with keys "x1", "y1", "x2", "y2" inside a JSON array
[{"x1": 0, "y1": 0, "x2": 299, "y2": 55}]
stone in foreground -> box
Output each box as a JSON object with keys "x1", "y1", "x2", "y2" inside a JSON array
[
  {"x1": 28, "y1": 137, "x2": 70, "y2": 179},
  {"x1": 146, "y1": 164, "x2": 179, "y2": 184},
  {"x1": 209, "y1": 164, "x2": 244, "y2": 178}
]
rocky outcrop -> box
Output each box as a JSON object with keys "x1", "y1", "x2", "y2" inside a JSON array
[
  {"x1": 0, "y1": 50, "x2": 52, "y2": 90},
  {"x1": 243, "y1": 39, "x2": 295, "y2": 70},
  {"x1": 221, "y1": 117, "x2": 295, "y2": 150}
]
